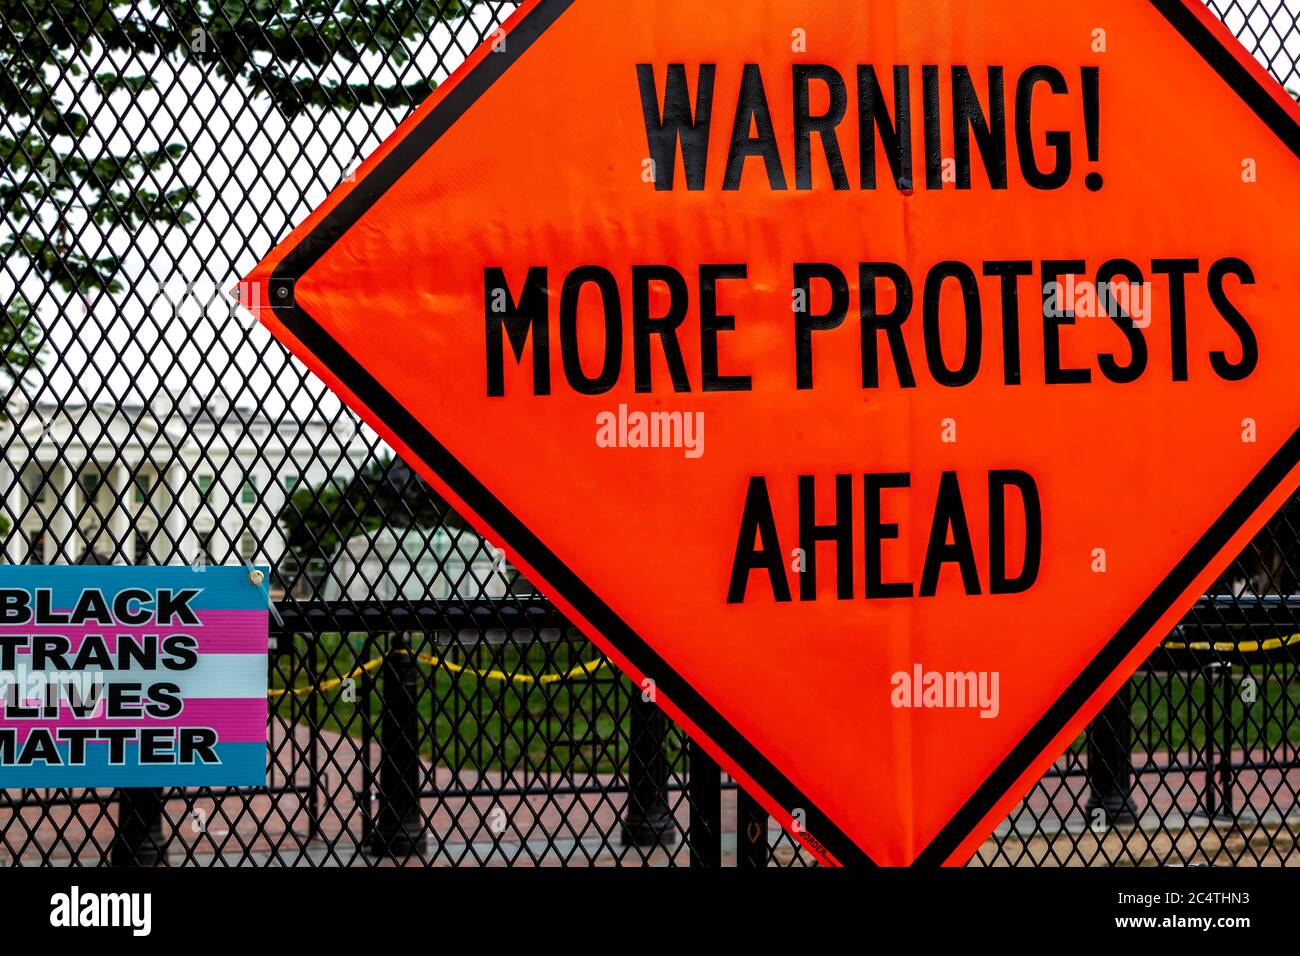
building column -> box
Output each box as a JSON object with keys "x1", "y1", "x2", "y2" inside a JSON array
[
  {"x1": 43, "y1": 465, "x2": 60, "y2": 563},
  {"x1": 165, "y1": 462, "x2": 188, "y2": 565},
  {"x1": 69, "y1": 463, "x2": 84, "y2": 563},
  {"x1": 49, "y1": 462, "x2": 82, "y2": 563},
  {"x1": 1, "y1": 462, "x2": 26, "y2": 563},
  {"x1": 110, "y1": 463, "x2": 133, "y2": 565}
]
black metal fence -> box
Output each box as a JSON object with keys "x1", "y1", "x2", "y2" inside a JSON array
[{"x1": 0, "y1": 0, "x2": 1297, "y2": 867}]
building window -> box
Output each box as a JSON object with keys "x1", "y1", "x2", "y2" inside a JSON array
[
  {"x1": 508, "y1": 571, "x2": 539, "y2": 597},
  {"x1": 198, "y1": 474, "x2": 214, "y2": 501},
  {"x1": 284, "y1": 473, "x2": 298, "y2": 493},
  {"x1": 193, "y1": 532, "x2": 215, "y2": 570},
  {"x1": 80, "y1": 470, "x2": 101, "y2": 496},
  {"x1": 134, "y1": 474, "x2": 150, "y2": 504},
  {"x1": 241, "y1": 478, "x2": 257, "y2": 504},
  {"x1": 240, "y1": 532, "x2": 257, "y2": 560},
  {"x1": 22, "y1": 468, "x2": 45, "y2": 501}
]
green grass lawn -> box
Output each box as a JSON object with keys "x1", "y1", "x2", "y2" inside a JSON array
[
  {"x1": 271, "y1": 633, "x2": 683, "y2": 775},
  {"x1": 272, "y1": 636, "x2": 1297, "y2": 772},
  {"x1": 1127, "y1": 666, "x2": 1300, "y2": 752},
  {"x1": 1058, "y1": 666, "x2": 1300, "y2": 755}
]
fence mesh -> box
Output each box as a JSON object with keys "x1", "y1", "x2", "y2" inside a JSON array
[{"x1": 0, "y1": 0, "x2": 1296, "y2": 866}]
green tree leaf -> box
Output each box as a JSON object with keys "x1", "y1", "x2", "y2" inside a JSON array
[{"x1": 0, "y1": 0, "x2": 478, "y2": 378}]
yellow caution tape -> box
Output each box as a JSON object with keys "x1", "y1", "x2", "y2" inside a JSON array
[
  {"x1": 1161, "y1": 632, "x2": 1300, "y2": 654},
  {"x1": 267, "y1": 657, "x2": 384, "y2": 698},
  {"x1": 411, "y1": 651, "x2": 606, "y2": 685},
  {"x1": 267, "y1": 649, "x2": 607, "y2": 698},
  {"x1": 268, "y1": 629, "x2": 1296, "y2": 697}
]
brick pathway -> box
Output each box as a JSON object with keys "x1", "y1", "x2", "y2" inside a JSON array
[{"x1": 4, "y1": 717, "x2": 1298, "y2": 865}]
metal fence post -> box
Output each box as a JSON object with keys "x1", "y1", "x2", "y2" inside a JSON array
[
  {"x1": 621, "y1": 693, "x2": 677, "y2": 848},
  {"x1": 358, "y1": 634, "x2": 377, "y2": 853},
  {"x1": 688, "y1": 737, "x2": 721, "y2": 866},
  {"x1": 1200, "y1": 661, "x2": 1237, "y2": 820},
  {"x1": 737, "y1": 787, "x2": 768, "y2": 868},
  {"x1": 1085, "y1": 682, "x2": 1137, "y2": 826},
  {"x1": 364, "y1": 633, "x2": 425, "y2": 857},
  {"x1": 1217, "y1": 661, "x2": 1237, "y2": 820},
  {"x1": 109, "y1": 787, "x2": 166, "y2": 866},
  {"x1": 306, "y1": 633, "x2": 322, "y2": 843}
]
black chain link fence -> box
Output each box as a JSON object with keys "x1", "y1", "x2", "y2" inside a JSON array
[{"x1": 0, "y1": 0, "x2": 1296, "y2": 867}]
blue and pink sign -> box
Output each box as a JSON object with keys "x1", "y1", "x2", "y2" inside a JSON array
[{"x1": 0, "y1": 566, "x2": 268, "y2": 787}]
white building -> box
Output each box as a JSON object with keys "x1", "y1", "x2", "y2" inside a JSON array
[
  {"x1": 323, "y1": 525, "x2": 536, "y2": 602},
  {"x1": 324, "y1": 525, "x2": 554, "y2": 643},
  {"x1": 0, "y1": 396, "x2": 370, "y2": 578}
]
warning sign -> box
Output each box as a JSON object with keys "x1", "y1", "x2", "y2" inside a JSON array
[{"x1": 241, "y1": 0, "x2": 1300, "y2": 864}]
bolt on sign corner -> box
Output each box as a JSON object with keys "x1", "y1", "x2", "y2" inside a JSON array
[
  {"x1": 240, "y1": 0, "x2": 1300, "y2": 865},
  {"x1": 0, "y1": 567, "x2": 269, "y2": 788}
]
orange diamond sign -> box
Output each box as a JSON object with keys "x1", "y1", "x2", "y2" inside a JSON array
[{"x1": 241, "y1": 0, "x2": 1300, "y2": 865}]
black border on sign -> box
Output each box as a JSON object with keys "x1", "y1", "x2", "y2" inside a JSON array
[{"x1": 266, "y1": 0, "x2": 1300, "y2": 867}]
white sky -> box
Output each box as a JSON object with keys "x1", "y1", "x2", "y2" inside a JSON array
[{"x1": 4, "y1": 1, "x2": 519, "y2": 436}]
